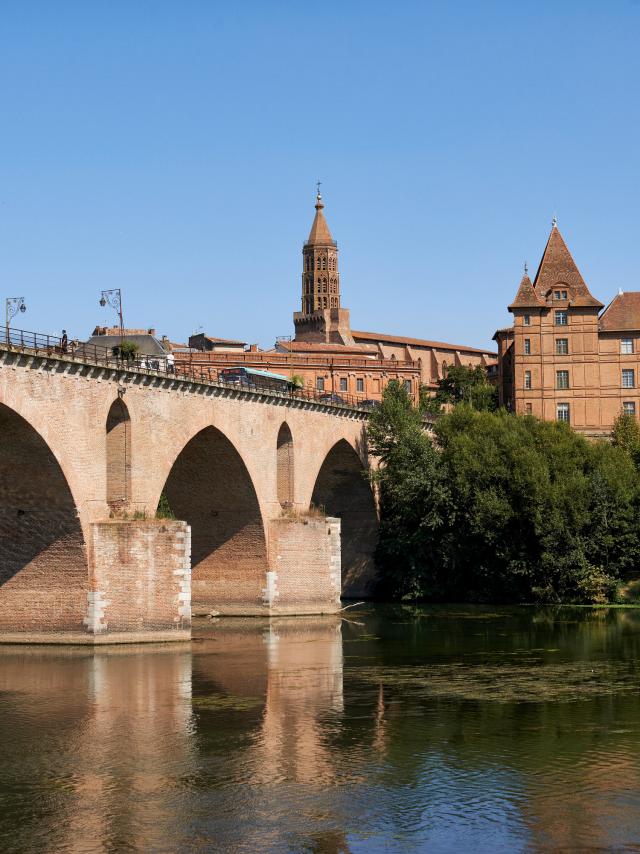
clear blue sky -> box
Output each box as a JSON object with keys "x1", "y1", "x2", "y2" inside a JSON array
[{"x1": 1, "y1": 1, "x2": 639, "y2": 350}]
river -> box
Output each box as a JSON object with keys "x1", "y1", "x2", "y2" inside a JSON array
[{"x1": 1, "y1": 605, "x2": 640, "y2": 852}]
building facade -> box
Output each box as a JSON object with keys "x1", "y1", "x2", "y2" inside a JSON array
[{"x1": 494, "y1": 222, "x2": 640, "y2": 435}]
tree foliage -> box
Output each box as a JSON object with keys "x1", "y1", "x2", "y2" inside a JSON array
[
  {"x1": 420, "y1": 364, "x2": 498, "y2": 414},
  {"x1": 369, "y1": 386, "x2": 640, "y2": 604}
]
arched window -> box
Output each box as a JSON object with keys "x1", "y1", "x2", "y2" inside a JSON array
[
  {"x1": 277, "y1": 423, "x2": 294, "y2": 508},
  {"x1": 322, "y1": 257, "x2": 326, "y2": 270},
  {"x1": 323, "y1": 278, "x2": 327, "y2": 292},
  {"x1": 316, "y1": 258, "x2": 321, "y2": 270},
  {"x1": 323, "y1": 296, "x2": 328, "y2": 308},
  {"x1": 106, "y1": 398, "x2": 131, "y2": 507}
]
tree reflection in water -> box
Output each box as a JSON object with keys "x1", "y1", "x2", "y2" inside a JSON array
[{"x1": 1, "y1": 607, "x2": 640, "y2": 852}]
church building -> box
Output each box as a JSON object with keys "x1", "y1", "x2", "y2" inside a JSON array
[{"x1": 179, "y1": 190, "x2": 495, "y2": 400}]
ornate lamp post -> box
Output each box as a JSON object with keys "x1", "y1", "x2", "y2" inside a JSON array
[
  {"x1": 99, "y1": 289, "x2": 124, "y2": 349},
  {"x1": 5, "y1": 297, "x2": 27, "y2": 343}
]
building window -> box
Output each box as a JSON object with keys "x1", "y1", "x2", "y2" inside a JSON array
[
  {"x1": 525, "y1": 403, "x2": 532, "y2": 415},
  {"x1": 356, "y1": 378, "x2": 364, "y2": 392},
  {"x1": 524, "y1": 338, "x2": 531, "y2": 355},
  {"x1": 316, "y1": 377, "x2": 325, "y2": 391},
  {"x1": 555, "y1": 310, "x2": 568, "y2": 326},
  {"x1": 623, "y1": 402, "x2": 636, "y2": 416},
  {"x1": 554, "y1": 290, "x2": 568, "y2": 300},
  {"x1": 557, "y1": 403, "x2": 570, "y2": 422},
  {"x1": 524, "y1": 370, "x2": 532, "y2": 390},
  {"x1": 404, "y1": 380, "x2": 412, "y2": 392},
  {"x1": 621, "y1": 338, "x2": 634, "y2": 355},
  {"x1": 556, "y1": 370, "x2": 569, "y2": 389},
  {"x1": 523, "y1": 315, "x2": 531, "y2": 326},
  {"x1": 322, "y1": 257, "x2": 326, "y2": 270},
  {"x1": 556, "y1": 338, "x2": 569, "y2": 355},
  {"x1": 622, "y1": 369, "x2": 635, "y2": 388},
  {"x1": 339, "y1": 377, "x2": 348, "y2": 392}
]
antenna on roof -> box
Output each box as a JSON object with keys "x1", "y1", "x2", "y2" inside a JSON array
[
  {"x1": 316, "y1": 179, "x2": 322, "y2": 199},
  {"x1": 524, "y1": 262, "x2": 528, "y2": 275}
]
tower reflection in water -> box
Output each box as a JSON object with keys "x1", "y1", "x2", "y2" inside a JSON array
[{"x1": 0, "y1": 617, "x2": 348, "y2": 854}]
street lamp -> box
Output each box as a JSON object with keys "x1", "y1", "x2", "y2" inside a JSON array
[
  {"x1": 5, "y1": 297, "x2": 26, "y2": 343},
  {"x1": 99, "y1": 289, "x2": 124, "y2": 348}
]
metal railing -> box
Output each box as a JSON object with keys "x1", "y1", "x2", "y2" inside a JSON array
[{"x1": 0, "y1": 327, "x2": 378, "y2": 413}]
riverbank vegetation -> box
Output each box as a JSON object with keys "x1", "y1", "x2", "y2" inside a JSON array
[{"x1": 368, "y1": 382, "x2": 640, "y2": 604}]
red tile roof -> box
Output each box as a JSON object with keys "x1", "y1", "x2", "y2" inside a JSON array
[
  {"x1": 508, "y1": 273, "x2": 543, "y2": 310},
  {"x1": 277, "y1": 340, "x2": 374, "y2": 355},
  {"x1": 531, "y1": 225, "x2": 603, "y2": 308},
  {"x1": 351, "y1": 329, "x2": 496, "y2": 355},
  {"x1": 599, "y1": 292, "x2": 640, "y2": 332}
]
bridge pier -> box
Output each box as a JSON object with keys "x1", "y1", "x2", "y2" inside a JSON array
[{"x1": 0, "y1": 519, "x2": 191, "y2": 645}]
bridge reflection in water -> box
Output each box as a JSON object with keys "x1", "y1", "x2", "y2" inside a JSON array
[{"x1": 2, "y1": 608, "x2": 640, "y2": 853}]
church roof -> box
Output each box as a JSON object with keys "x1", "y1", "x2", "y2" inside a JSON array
[
  {"x1": 599, "y1": 292, "x2": 640, "y2": 332},
  {"x1": 508, "y1": 273, "x2": 543, "y2": 310},
  {"x1": 531, "y1": 223, "x2": 603, "y2": 308},
  {"x1": 305, "y1": 193, "x2": 335, "y2": 246},
  {"x1": 351, "y1": 329, "x2": 496, "y2": 356}
]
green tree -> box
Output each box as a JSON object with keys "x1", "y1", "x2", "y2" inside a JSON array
[
  {"x1": 371, "y1": 396, "x2": 640, "y2": 605},
  {"x1": 612, "y1": 412, "x2": 640, "y2": 468},
  {"x1": 117, "y1": 340, "x2": 140, "y2": 361},
  {"x1": 421, "y1": 364, "x2": 498, "y2": 414}
]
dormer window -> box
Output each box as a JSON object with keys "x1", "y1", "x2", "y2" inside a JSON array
[{"x1": 554, "y1": 290, "x2": 568, "y2": 300}]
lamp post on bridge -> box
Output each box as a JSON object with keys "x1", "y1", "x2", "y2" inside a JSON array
[
  {"x1": 99, "y1": 289, "x2": 124, "y2": 350},
  {"x1": 5, "y1": 297, "x2": 27, "y2": 344}
]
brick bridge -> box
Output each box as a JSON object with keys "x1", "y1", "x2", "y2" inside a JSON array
[{"x1": 0, "y1": 339, "x2": 378, "y2": 643}]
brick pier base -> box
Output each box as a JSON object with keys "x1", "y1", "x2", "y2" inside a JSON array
[{"x1": 0, "y1": 520, "x2": 192, "y2": 645}]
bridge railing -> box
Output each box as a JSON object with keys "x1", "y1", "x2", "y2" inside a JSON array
[{"x1": 0, "y1": 327, "x2": 377, "y2": 413}]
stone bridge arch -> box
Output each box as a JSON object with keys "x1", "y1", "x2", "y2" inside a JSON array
[
  {"x1": 159, "y1": 424, "x2": 269, "y2": 615},
  {"x1": 310, "y1": 438, "x2": 379, "y2": 598},
  {"x1": 0, "y1": 402, "x2": 88, "y2": 633}
]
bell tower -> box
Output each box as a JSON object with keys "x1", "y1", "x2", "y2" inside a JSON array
[
  {"x1": 294, "y1": 187, "x2": 353, "y2": 344},
  {"x1": 301, "y1": 186, "x2": 341, "y2": 314}
]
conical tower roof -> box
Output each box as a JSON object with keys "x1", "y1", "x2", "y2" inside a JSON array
[
  {"x1": 508, "y1": 271, "x2": 543, "y2": 310},
  {"x1": 306, "y1": 191, "x2": 334, "y2": 245},
  {"x1": 531, "y1": 222, "x2": 603, "y2": 308}
]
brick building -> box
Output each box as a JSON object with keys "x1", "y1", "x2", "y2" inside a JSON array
[
  {"x1": 180, "y1": 191, "x2": 495, "y2": 400},
  {"x1": 494, "y1": 221, "x2": 640, "y2": 435}
]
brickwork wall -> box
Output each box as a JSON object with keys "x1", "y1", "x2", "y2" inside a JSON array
[
  {"x1": 276, "y1": 422, "x2": 294, "y2": 507},
  {"x1": 89, "y1": 520, "x2": 191, "y2": 633},
  {"x1": 311, "y1": 440, "x2": 378, "y2": 598},
  {"x1": 0, "y1": 352, "x2": 376, "y2": 634},
  {"x1": 0, "y1": 403, "x2": 88, "y2": 632},
  {"x1": 162, "y1": 426, "x2": 268, "y2": 613},
  {"x1": 106, "y1": 398, "x2": 131, "y2": 507},
  {"x1": 266, "y1": 517, "x2": 341, "y2": 614}
]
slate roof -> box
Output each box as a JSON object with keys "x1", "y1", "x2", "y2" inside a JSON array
[{"x1": 83, "y1": 333, "x2": 169, "y2": 356}]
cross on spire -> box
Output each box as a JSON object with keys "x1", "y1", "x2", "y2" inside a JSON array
[{"x1": 316, "y1": 180, "x2": 322, "y2": 198}]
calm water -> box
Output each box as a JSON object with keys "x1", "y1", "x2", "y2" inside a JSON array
[{"x1": 2, "y1": 606, "x2": 640, "y2": 852}]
